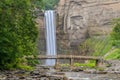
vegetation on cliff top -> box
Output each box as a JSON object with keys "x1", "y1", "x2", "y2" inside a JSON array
[
  {"x1": 43, "y1": 0, "x2": 59, "y2": 10},
  {"x1": 34, "y1": 0, "x2": 59, "y2": 10}
]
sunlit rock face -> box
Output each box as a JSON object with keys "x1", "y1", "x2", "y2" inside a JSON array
[{"x1": 56, "y1": 0, "x2": 120, "y2": 45}]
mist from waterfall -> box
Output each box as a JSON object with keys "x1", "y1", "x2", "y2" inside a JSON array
[{"x1": 45, "y1": 10, "x2": 57, "y2": 66}]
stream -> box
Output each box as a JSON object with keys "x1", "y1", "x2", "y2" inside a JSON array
[
  {"x1": 0, "y1": 65, "x2": 120, "y2": 80},
  {"x1": 64, "y1": 72, "x2": 120, "y2": 80}
]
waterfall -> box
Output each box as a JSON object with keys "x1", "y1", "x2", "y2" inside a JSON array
[{"x1": 45, "y1": 10, "x2": 57, "y2": 66}]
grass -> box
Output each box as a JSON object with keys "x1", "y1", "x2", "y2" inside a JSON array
[
  {"x1": 105, "y1": 48, "x2": 120, "y2": 60},
  {"x1": 92, "y1": 36, "x2": 112, "y2": 56},
  {"x1": 17, "y1": 65, "x2": 33, "y2": 71},
  {"x1": 81, "y1": 35, "x2": 120, "y2": 60},
  {"x1": 79, "y1": 35, "x2": 112, "y2": 57},
  {"x1": 60, "y1": 60, "x2": 96, "y2": 68},
  {"x1": 61, "y1": 64, "x2": 70, "y2": 67},
  {"x1": 74, "y1": 62, "x2": 95, "y2": 68}
]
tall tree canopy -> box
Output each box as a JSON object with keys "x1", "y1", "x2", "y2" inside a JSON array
[
  {"x1": 0, "y1": 0, "x2": 39, "y2": 69},
  {"x1": 36, "y1": 0, "x2": 59, "y2": 10}
]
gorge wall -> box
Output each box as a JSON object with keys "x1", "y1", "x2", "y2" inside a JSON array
[{"x1": 56, "y1": 0, "x2": 120, "y2": 46}]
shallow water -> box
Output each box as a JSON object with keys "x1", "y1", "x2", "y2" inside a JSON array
[{"x1": 64, "y1": 72, "x2": 120, "y2": 80}]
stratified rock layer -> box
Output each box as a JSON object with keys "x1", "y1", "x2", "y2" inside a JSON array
[{"x1": 57, "y1": 0, "x2": 120, "y2": 45}]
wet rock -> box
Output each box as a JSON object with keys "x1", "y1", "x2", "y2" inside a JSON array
[
  {"x1": 53, "y1": 72, "x2": 65, "y2": 75},
  {"x1": 72, "y1": 67, "x2": 84, "y2": 72},
  {"x1": 0, "y1": 64, "x2": 120, "y2": 80},
  {"x1": 84, "y1": 69, "x2": 97, "y2": 74},
  {"x1": 0, "y1": 75, "x2": 6, "y2": 80},
  {"x1": 60, "y1": 67, "x2": 71, "y2": 72},
  {"x1": 31, "y1": 75, "x2": 38, "y2": 78},
  {"x1": 25, "y1": 77, "x2": 31, "y2": 80},
  {"x1": 40, "y1": 77, "x2": 49, "y2": 80},
  {"x1": 49, "y1": 76, "x2": 62, "y2": 80},
  {"x1": 15, "y1": 70, "x2": 25, "y2": 74},
  {"x1": 31, "y1": 70, "x2": 40, "y2": 75},
  {"x1": 105, "y1": 60, "x2": 120, "y2": 73},
  {"x1": 40, "y1": 65, "x2": 50, "y2": 70},
  {"x1": 84, "y1": 69, "x2": 107, "y2": 74},
  {"x1": 96, "y1": 71, "x2": 107, "y2": 74},
  {"x1": 40, "y1": 73, "x2": 48, "y2": 77},
  {"x1": 63, "y1": 77, "x2": 68, "y2": 80},
  {"x1": 19, "y1": 76, "x2": 25, "y2": 79}
]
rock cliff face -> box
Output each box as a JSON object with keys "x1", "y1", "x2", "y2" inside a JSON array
[{"x1": 56, "y1": 0, "x2": 120, "y2": 45}]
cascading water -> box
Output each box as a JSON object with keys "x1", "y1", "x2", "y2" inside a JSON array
[{"x1": 45, "y1": 10, "x2": 57, "y2": 66}]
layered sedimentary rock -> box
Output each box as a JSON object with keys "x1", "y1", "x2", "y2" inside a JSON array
[{"x1": 56, "y1": 0, "x2": 120, "y2": 45}]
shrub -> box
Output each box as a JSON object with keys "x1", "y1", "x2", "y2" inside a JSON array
[
  {"x1": 111, "y1": 18, "x2": 120, "y2": 47},
  {"x1": 0, "y1": 0, "x2": 38, "y2": 70}
]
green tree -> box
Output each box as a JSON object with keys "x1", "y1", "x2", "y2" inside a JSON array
[
  {"x1": 111, "y1": 18, "x2": 120, "y2": 47},
  {"x1": 0, "y1": 0, "x2": 39, "y2": 69},
  {"x1": 32, "y1": 0, "x2": 44, "y2": 10},
  {"x1": 43, "y1": 0, "x2": 59, "y2": 10},
  {"x1": 32, "y1": 0, "x2": 59, "y2": 10}
]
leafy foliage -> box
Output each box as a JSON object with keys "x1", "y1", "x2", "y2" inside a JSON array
[
  {"x1": 30, "y1": 0, "x2": 59, "y2": 10},
  {"x1": 105, "y1": 18, "x2": 120, "y2": 60},
  {"x1": 79, "y1": 36, "x2": 112, "y2": 57},
  {"x1": 111, "y1": 18, "x2": 120, "y2": 47},
  {"x1": 74, "y1": 62, "x2": 95, "y2": 68},
  {"x1": 105, "y1": 48, "x2": 120, "y2": 60},
  {"x1": 32, "y1": 0, "x2": 44, "y2": 10},
  {"x1": 0, "y1": 0, "x2": 38, "y2": 69},
  {"x1": 43, "y1": 0, "x2": 59, "y2": 10}
]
